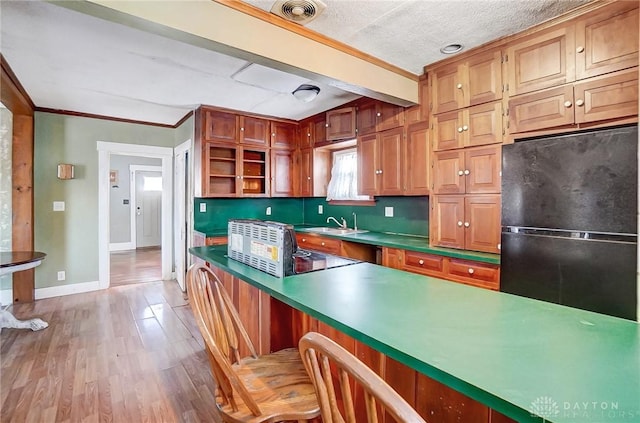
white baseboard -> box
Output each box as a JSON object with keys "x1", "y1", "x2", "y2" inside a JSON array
[
  {"x1": 35, "y1": 280, "x2": 102, "y2": 300},
  {"x1": 110, "y1": 242, "x2": 134, "y2": 252}
]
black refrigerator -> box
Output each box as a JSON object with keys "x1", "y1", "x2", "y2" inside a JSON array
[{"x1": 500, "y1": 125, "x2": 638, "y2": 321}]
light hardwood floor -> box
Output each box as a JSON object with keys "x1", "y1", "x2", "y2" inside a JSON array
[
  {"x1": 0, "y1": 279, "x2": 221, "y2": 422},
  {"x1": 110, "y1": 247, "x2": 162, "y2": 286}
]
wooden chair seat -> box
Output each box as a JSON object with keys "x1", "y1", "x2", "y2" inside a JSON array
[
  {"x1": 299, "y1": 332, "x2": 427, "y2": 423},
  {"x1": 187, "y1": 263, "x2": 320, "y2": 423}
]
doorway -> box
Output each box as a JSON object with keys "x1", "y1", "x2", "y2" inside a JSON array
[{"x1": 97, "y1": 142, "x2": 173, "y2": 290}]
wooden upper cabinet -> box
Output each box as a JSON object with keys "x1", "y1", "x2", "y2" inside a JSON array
[
  {"x1": 432, "y1": 50, "x2": 502, "y2": 114},
  {"x1": 509, "y1": 85, "x2": 575, "y2": 133},
  {"x1": 433, "y1": 150, "x2": 465, "y2": 194},
  {"x1": 313, "y1": 116, "x2": 327, "y2": 146},
  {"x1": 356, "y1": 101, "x2": 378, "y2": 136},
  {"x1": 433, "y1": 145, "x2": 500, "y2": 195},
  {"x1": 357, "y1": 133, "x2": 378, "y2": 196},
  {"x1": 203, "y1": 109, "x2": 238, "y2": 144},
  {"x1": 326, "y1": 107, "x2": 356, "y2": 140},
  {"x1": 270, "y1": 149, "x2": 293, "y2": 197},
  {"x1": 239, "y1": 116, "x2": 269, "y2": 146},
  {"x1": 574, "y1": 68, "x2": 639, "y2": 124},
  {"x1": 298, "y1": 148, "x2": 313, "y2": 197},
  {"x1": 433, "y1": 102, "x2": 503, "y2": 151},
  {"x1": 404, "y1": 122, "x2": 430, "y2": 195},
  {"x1": 405, "y1": 75, "x2": 430, "y2": 125},
  {"x1": 506, "y1": 25, "x2": 576, "y2": 96},
  {"x1": 575, "y1": 2, "x2": 639, "y2": 80},
  {"x1": 378, "y1": 127, "x2": 404, "y2": 195},
  {"x1": 270, "y1": 121, "x2": 297, "y2": 149},
  {"x1": 377, "y1": 102, "x2": 405, "y2": 132},
  {"x1": 299, "y1": 119, "x2": 313, "y2": 149}
]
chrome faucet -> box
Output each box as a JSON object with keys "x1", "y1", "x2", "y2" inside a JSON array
[{"x1": 326, "y1": 216, "x2": 347, "y2": 229}]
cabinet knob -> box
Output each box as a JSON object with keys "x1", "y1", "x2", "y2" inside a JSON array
[
  {"x1": 464, "y1": 222, "x2": 470, "y2": 227},
  {"x1": 564, "y1": 101, "x2": 573, "y2": 108},
  {"x1": 458, "y1": 170, "x2": 464, "y2": 176},
  {"x1": 418, "y1": 259, "x2": 424, "y2": 265},
  {"x1": 456, "y1": 83, "x2": 463, "y2": 89},
  {"x1": 464, "y1": 169, "x2": 470, "y2": 175},
  {"x1": 325, "y1": 123, "x2": 329, "y2": 127},
  {"x1": 376, "y1": 112, "x2": 381, "y2": 117},
  {"x1": 307, "y1": 176, "x2": 311, "y2": 180},
  {"x1": 378, "y1": 169, "x2": 383, "y2": 174},
  {"x1": 272, "y1": 133, "x2": 276, "y2": 137},
  {"x1": 307, "y1": 133, "x2": 311, "y2": 137},
  {"x1": 240, "y1": 127, "x2": 245, "y2": 131},
  {"x1": 576, "y1": 46, "x2": 585, "y2": 53},
  {"x1": 302, "y1": 238, "x2": 306, "y2": 242},
  {"x1": 462, "y1": 125, "x2": 468, "y2": 131},
  {"x1": 468, "y1": 268, "x2": 474, "y2": 274},
  {"x1": 498, "y1": 243, "x2": 501, "y2": 250},
  {"x1": 458, "y1": 127, "x2": 464, "y2": 133},
  {"x1": 576, "y1": 99, "x2": 584, "y2": 107},
  {"x1": 321, "y1": 242, "x2": 325, "y2": 246},
  {"x1": 457, "y1": 221, "x2": 463, "y2": 227}
]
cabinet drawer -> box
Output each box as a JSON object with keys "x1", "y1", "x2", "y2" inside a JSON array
[
  {"x1": 402, "y1": 251, "x2": 445, "y2": 277},
  {"x1": 447, "y1": 259, "x2": 500, "y2": 290},
  {"x1": 296, "y1": 234, "x2": 341, "y2": 255}
]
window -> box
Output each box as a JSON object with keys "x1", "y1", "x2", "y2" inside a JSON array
[
  {"x1": 326, "y1": 148, "x2": 370, "y2": 202},
  {"x1": 143, "y1": 176, "x2": 163, "y2": 191}
]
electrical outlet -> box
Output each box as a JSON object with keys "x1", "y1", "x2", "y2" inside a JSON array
[
  {"x1": 385, "y1": 207, "x2": 394, "y2": 217},
  {"x1": 318, "y1": 205, "x2": 323, "y2": 214},
  {"x1": 199, "y1": 203, "x2": 206, "y2": 213},
  {"x1": 53, "y1": 201, "x2": 65, "y2": 211},
  {"x1": 266, "y1": 206, "x2": 272, "y2": 216},
  {"x1": 57, "y1": 271, "x2": 66, "y2": 281}
]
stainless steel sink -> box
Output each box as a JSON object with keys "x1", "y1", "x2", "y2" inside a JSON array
[{"x1": 305, "y1": 227, "x2": 369, "y2": 235}]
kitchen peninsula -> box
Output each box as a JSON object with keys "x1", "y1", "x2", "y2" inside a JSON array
[{"x1": 190, "y1": 245, "x2": 640, "y2": 423}]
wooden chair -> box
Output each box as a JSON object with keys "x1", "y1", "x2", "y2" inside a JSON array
[
  {"x1": 299, "y1": 332, "x2": 427, "y2": 423},
  {"x1": 186, "y1": 263, "x2": 320, "y2": 423}
]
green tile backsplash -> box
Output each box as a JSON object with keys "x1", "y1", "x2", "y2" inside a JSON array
[{"x1": 194, "y1": 196, "x2": 429, "y2": 237}]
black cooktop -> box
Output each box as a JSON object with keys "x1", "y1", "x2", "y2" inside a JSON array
[{"x1": 286, "y1": 249, "x2": 359, "y2": 276}]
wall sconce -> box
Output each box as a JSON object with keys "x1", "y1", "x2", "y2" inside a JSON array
[
  {"x1": 292, "y1": 84, "x2": 320, "y2": 102},
  {"x1": 57, "y1": 164, "x2": 75, "y2": 180}
]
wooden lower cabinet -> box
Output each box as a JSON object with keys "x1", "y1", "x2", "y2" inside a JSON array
[{"x1": 295, "y1": 233, "x2": 341, "y2": 255}]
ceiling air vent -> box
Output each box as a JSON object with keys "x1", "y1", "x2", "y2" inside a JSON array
[{"x1": 270, "y1": 0, "x2": 326, "y2": 25}]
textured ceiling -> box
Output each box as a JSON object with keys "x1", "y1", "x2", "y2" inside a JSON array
[{"x1": 1, "y1": 0, "x2": 588, "y2": 126}]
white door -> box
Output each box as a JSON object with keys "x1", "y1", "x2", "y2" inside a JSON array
[
  {"x1": 135, "y1": 171, "x2": 162, "y2": 248},
  {"x1": 174, "y1": 143, "x2": 190, "y2": 291}
]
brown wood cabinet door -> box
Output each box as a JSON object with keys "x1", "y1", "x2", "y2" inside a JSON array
[
  {"x1": 416, "y1": 373, "x2": 489, "y2": 423},
  {"x1": 431, "y1": 195, "x2": 465, "y2": 249},
  {"x1": 270, "y1": 149, "x2": 293, "y2": 197},
  {"x1": 509, "y1": 85, "x2": 575, "y2": 133},
  {"x1": 239, "y1": 116, "x2": 269, "y2": 146},
  {"x1": 575, "y1": 2, "x2": 639, "y2": 80},
  {"x1": 431, "y1": 63, "x2": 462, "y2": 114},
  {"x1": 404, "y1": 122, "x2": 430, "y2": 195},
  {"x1": 378, "y1": 127, "x2": 403, "y2": 195},
  {"x1": 270, "y1": 121, "x2": 297, "y2": 149},
  {"x1": 464, "y1": 195, "x2": 501, "y2": 254},
  {"x1": 299, "y1": 148, "x2": 313, "y2": 197},
  {"x1": 433, "y1": 110, "x2": 463, "y2": 151},
  {"x1": 299, "y1": 119, "x2": 313, "y2": 149},
  {"x1": 381, "y1": 247, "x2": 403, "y2": 269},
  {"x1": 357, "y1": 133, "x2": 378, "y2": 196},
  {"x1": 204, "y1": 143, "x2": 238, "y2": 197},
  {"x1": 402, "y1": 250, "x2": 445, "y2": 277},
  {"x1": 236, "y1": 277, "x2": 270, "y2": 356},
  {"x1": 465, "y1": 102, "x2": 503, "y2": 147},
  {"x1": 448, "y1": 257, "x2": 500, "y2": 289},
  {"x1": 313, "y1": 116, "x2": 326, "y2": 146},
  {"x1": 377, "y1": 102, "x2": 405, "y2": 132},
  {"x1": 240, "y1": 148, "x2": 269, "y2": 197},
  {"x1": 356, "y1": 100, "x2": 378, "y2": 135},
  {"x1": 326, "y1": 106, "x2": 356, "y2": 140},
  {"x1": 204, "y1": 110, "x2": 238, "y2": 144},
  {"x1": 433, "y1": 150, "x2": 465, "y2": 194},
  {"x1": 465, "y1": 145, "x2": 501, "y2": 194},
  {"x1": 574, "y1": 68, "x2": 639, "y2": 124},
  {"x1": 506, "y1": 25, "x2": 576, "y2": 96},
  {"x1": 467, "y1": 49, "x2": 503, "y2": 107}
]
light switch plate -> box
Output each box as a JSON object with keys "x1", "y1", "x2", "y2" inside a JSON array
[
  {"x1": 57, "y1": 271, "x2": 65, "y2": 281},
  {"x1": 266, "y1": 206, "x2": 272, "y2": 216},
  {"x1": 53, "y1": 201, "x2": 65, "y2": 211},
  {"x1": 385, "y1": 206, "x2": 394, "y2": 217},
  {"x1": 199, "y1": 203, "x2": 206, "y2": 213},
  {"x1": 318, "y1": 205, "x2": 323, "y2": 214}
]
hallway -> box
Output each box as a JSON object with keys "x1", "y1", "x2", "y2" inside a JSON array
[{"x1": 110, "y1": 247, "x2": 161, "y2": 286}]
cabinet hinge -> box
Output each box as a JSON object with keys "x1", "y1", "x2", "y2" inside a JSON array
[
  {"x1": 429, "y1": 103, "x2": 433, "y2": 111},
  {"x1": 430, "y1": 123, "x2": 434, "y2": 130},
  {"x1": 506, "y1": 108, "x2": 510, "y2": 116},
  {"x1": 502, "y1": 128, "x2": 506, "y2": 136},
  {"x1": 505, "y1": 83, "x2": 509, "y2": 92},
  {"x1": 502, "y1": 54, "x2": 508, "y2": 63},
  {"x1": 507, "y1": 120, "x2": 510, "y2": 129}
]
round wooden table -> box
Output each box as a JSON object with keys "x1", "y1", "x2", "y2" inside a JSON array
[{"x1": 0, "y1": 251, "x2": 48, "y2": 332}]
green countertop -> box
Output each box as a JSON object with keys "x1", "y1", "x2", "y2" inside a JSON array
[
  {"x1": 195, "y1": 226, "x2": 500, "y2": 264},
  {"x1": 190, "y1": 245, "x2": 639, "y2": 423}
]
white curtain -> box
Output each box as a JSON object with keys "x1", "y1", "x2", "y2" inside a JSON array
[{"x1": 326, "y1": 150, "x2": 368, "y2": 201}]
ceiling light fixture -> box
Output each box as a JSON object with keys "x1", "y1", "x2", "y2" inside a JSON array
[
  {"x1": 440, "y1": 43, "x2": 464, "y2": 54},
  {"x1": 292, "y1": 84, "x2": 320, "y2": 102}
]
